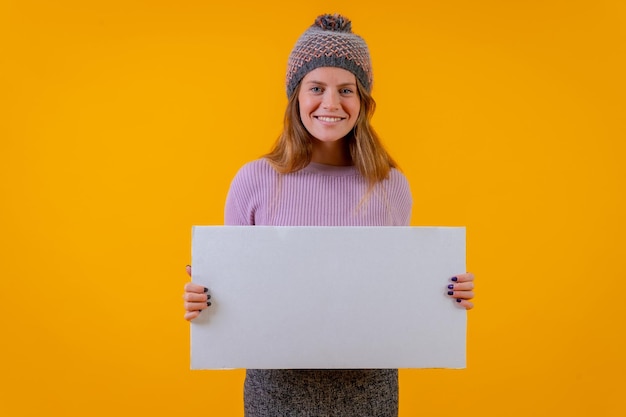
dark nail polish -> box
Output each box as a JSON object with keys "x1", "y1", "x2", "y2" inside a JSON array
[
  {"x1": 447, "y1": 291, "x2": 454, "y2": 296},
  {"x1": 451, "y1": 276, "x2": 458, "y2": 282},
  {"x1": 204, "y1": 287, "x2": 209, "y2": 293},
  {"x1": 447, "y1": 284, "x2": 454, "y2": 290},
  {"x1": 207, "y1": 294, "x2": 211, "y2": 300},
  {"x1": 207, "y1": 301, "x2": 212, "y2": 307},
  {"x1": 456, "y1": 299, "x2": 462, "y2": 303}
]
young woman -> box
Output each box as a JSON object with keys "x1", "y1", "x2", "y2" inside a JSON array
[{"x1": 183, "y1": 13, "x2": 475, "y2": 416}]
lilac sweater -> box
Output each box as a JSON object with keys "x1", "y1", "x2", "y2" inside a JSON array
[
  {"x1": 223, "y1": 158, "x2": 413, "y2": 417},
  {"x1": 225, "y1": 159, "x2": 412, "y2": 227}
]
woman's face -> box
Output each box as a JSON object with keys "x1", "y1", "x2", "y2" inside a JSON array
[{"x1": 298, "y1": 67, "x2": 361, "y2": 143}]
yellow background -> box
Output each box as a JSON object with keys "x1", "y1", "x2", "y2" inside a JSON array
[{"x1": 1, "y1": 0, "x2": 625, "y2": 416}]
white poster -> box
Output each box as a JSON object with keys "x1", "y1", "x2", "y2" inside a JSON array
[{"x1": 191, "y1": 226, "x2": 466, "y2": 369}]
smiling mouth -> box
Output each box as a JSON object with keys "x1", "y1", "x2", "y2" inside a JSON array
[{"x1": 315, "y1": 116, "x2": 345, "y2": 122}]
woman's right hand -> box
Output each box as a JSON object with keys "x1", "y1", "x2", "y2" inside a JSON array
[{"x1": 183, "y1": 265, "x2": 211, "y2": 321}]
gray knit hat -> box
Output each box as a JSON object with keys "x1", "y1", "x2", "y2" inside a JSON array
[{"x1": 285, "y1": 14, "x2": 372, "y2": 98}]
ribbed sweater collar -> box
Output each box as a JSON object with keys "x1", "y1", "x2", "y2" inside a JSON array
[{"x1": 301, "y1": 162, "x2": 358, "y2": 177}]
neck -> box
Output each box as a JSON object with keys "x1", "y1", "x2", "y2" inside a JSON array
[{"x1": 310, "y1": 139, "x2": 352, "y2": 166}]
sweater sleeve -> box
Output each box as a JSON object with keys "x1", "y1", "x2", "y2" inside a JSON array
[
  {"x1": 224, "y1": 159, "x2": 274, "y2": 226},
  {"x1": 386, "y1": 168, "x2": 413, "y2": 226},
  {"x1": 224, "y1": 166, "x2": 255, "y2": 226}
]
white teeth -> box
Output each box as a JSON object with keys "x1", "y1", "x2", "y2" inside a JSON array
[{"x1": 317, "y1": 116, "x2": 342, "y2": 122}]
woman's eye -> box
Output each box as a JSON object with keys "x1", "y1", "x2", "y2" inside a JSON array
[
  {"x1": 340, "y1": 88, "x2": 353, "y2": 94},
  {"x1": 310, "y1": 86, "x2": 322, "y2": 93}
]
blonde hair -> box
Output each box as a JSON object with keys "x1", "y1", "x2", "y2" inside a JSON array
[{"x1": 264, "y1": 80, "x2": 399, "y2": 188}]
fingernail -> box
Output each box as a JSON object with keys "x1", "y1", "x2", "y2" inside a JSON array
[
  {"x1": 447, "y1": 284, "x2": 454, "y2": 290},
  {"x1": 207, "y1": 301, "x2": 212, "y2": 307},
  {"x1": 451, "y1": 276, "x2": 458, "y2": 282},
  {"x1": 207, "y1": 294, "x2": 211, "y2": 300},
  {"x1": 447, "y1": 291, "x2": 454, "y2": 296},
  {"x1": 456, "y1": 299, "x2": 462, "y2": 303},
  {"x1": 204, "y1": 287, "x2": 209, "y2": 293}
]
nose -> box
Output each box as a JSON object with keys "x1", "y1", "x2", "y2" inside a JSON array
[{"x1": 322, "y1": 90, "x2": 340, "y2": 111}]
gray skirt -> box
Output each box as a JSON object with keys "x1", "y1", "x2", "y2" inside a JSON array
[{"x1": 244, "y1": 369, "x2": 398, "y2": 417}]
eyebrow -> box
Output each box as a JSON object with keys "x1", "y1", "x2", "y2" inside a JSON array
[{"x1": 303, "y1": 80, "x2": 357, "y2": 87}]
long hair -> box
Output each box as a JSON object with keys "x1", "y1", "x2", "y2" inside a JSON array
[{"x1": 264, "y1": 79, "x2": 399, "y2": 188}]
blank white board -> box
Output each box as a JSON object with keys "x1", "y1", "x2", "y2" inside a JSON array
[{"x1": 191, "y1": 226, "x2": 466, "y2": 369}]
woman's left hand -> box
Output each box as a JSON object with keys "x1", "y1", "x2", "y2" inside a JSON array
[{"x1": 447, "y1": 272, "x2": 475, "y2": 310}]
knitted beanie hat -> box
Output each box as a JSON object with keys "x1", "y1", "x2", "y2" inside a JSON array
[{"x1": 285, "y1": 13, "x2": 372, "y2": 98}]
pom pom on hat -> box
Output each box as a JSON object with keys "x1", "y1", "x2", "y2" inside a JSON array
[
  {"x1": 285, "y1": 13, "x2": 372, "y2": 98},
  {"x1": 314, "y1": 14, "x2": 352, "y2": 32}
]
